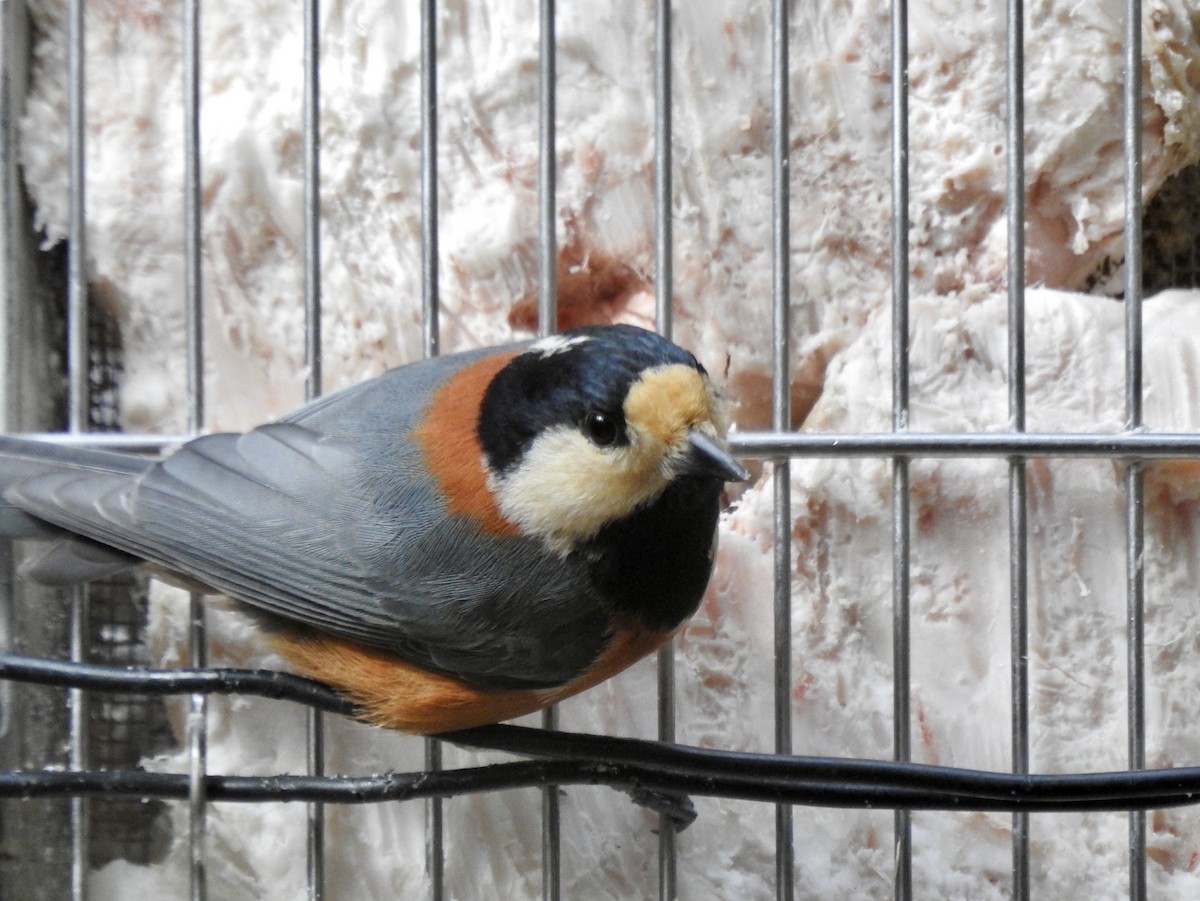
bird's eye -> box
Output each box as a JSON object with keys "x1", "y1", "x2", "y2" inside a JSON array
[{"x1": 582, "y1": 411, "x2": 620, "y2": 448}]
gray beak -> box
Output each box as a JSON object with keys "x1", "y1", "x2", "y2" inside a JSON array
[{"x1": 686, "y1": 430, "x2": 751, "y2": 482}]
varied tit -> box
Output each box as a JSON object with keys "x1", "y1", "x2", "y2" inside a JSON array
[{"x1": 0, "y1": 324, "x2": 748, "y2": 734}]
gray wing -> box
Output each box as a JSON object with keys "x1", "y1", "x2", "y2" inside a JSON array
[
  {"x1": 2, "y1": 352, "x2": 607, "y2": 689},
  {"x1": 0, "y1": 438, "x2": 147, "y2": 582},
  {"x1": 0, "y1": 439, "x2": 149, "y2": 537}
]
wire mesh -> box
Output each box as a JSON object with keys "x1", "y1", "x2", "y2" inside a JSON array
[{"x1": 4, "y1": 2, "x2": 1200, "y2": 900}]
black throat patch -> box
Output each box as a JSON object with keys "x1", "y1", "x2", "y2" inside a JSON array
[{"x1": 581, "y1": 475, "x2": 722, "y2": 631}]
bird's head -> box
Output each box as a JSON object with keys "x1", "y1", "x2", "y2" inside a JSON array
[{"x1": 479, "y1": 325, "x2": 748, "y2": 553}]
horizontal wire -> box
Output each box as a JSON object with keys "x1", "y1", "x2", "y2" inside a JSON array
[
  {"x1": 14, "y1": 430, "x2": 1200, "y2": 460},
  {"x1": 8, "y1": 760, "x2": 1200, "y2": 815},
  {"x1": 733, "y1": 431, "x2": 1200, "y2": 459},
  {"x1": 0, "y1": 654, "x2": 356, "y2": 712},
  {"x1": 6, "y1": 654, "x2": 1200, "y2": 814},
  {"x1": 5, "y1": 731, "x2": 1200, "y2": 815}
]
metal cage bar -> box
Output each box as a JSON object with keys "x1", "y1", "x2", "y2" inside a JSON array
[
  {"x1": 181, "y1": 0, "x2": 208, "y2": 897},
  {"x1": 536, "y1": 4, "x2": 561, "y2": 900},
  {"x1": 25, "y1": 427, "x2": 1200, "y2": 461},
  {"x1": 420, "y1": 0, "x2": 440, "y2": 360},
  {"x1": 537, "y1": 0, "x2": 557, "y2": 341},
  {"x1": 1005, "y1": 0, "x2": 1030, "y2": 897},
  {"x1": 770, "y1": 1, "x2": 794, "y2": 899},
  {"x1": 652, "y1": 2, "x2": 678, "y2": 898},
  {"x1": 889, "y1": 1, "x2": 913, "y2": 897},
  {"x1": 3, "y1": 2, "x2": 85, "y2": 896},
  {"x1": 65, "y1": 2, "x2": 90, "y2": 900},
  {"x1": 302, "y1": 0, "x2": 325, "y2": 896},
  {"x1": 418, "y1": 2, "x2": 446, "y2": 899},
  {"x1": 1122, "y1": 1, "x2": 1147, "y2": 898}
]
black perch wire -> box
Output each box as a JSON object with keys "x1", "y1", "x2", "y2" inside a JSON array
[{"x1": 5, "y1": 654, "x2": 1200, "y2": 821}]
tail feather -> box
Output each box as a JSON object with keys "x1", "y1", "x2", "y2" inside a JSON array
[{"x1": 0, "y1": 435, "x2": 155, "y2": 582}]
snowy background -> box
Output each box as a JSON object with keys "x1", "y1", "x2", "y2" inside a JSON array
[{"x1": 17, "y1": 0, "x2": 1200, "y2": 896}]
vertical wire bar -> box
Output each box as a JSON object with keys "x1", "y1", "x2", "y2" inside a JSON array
[
  {"x1": 770, "y1": 0, "x2": 794, "y2": 898},
  {"x1": 653, "y1": 0, "x2": 673, "y2": 339},
  {"x1": 302, "y1": 0, "x2": 324, "y2": 897},
  {"x1": 1122, "y1": 1, "x2": 1145, "y2": 898},
  {"x1": 66, "y1": 1, "x2": 89, "y2": 897},
  {"x1": 421, "y1": 0, "x2": 440, "y2": 360},
  {"x1": 537, "y1": 4, "x2": 561, "y2": 900},
  {"x1": 654, "y1": 650, "x2": 676, "y2": 901},
  {"x1": 1005, "y1": 0, "x2": 1030, "y2": 897},
  {"x1": 183, "y1": 4, "x2": 204, "y2": 432},
  {"x1": 185, "y1": 604, "x2": 207, "y2": 901},
  {"x1": 1125, "y1": 467, "x2": 1146, "y2": 899},
  {"x1": 539, "y1": 701, "x2": 560, "y2": 901},
  {"x1": 537, "y1": 0, "x2": 557, "y2": 339},
  {"x1": 419, "y1": 2, "x2": 444, "y2": 899},
  {"x1": 653, "y1": 2, "x2": 677, "y2": 897},
  {"x1": 67, "y1": 586, "x2": 89, "y2": 900},
  {"x1": 889, "y1": 0, "x2": 912, "y2": 897},
  {"x1": 423, "y1": 738, "x2": 444, "y2": 901},
  {"x1": 304, "y1": 0, "x2": 323, "y2": 403},
  {"x1": 0, "y1": 0, "x2": 34, "y2": 439},
  {"x1": 66, "y1": 0, "x2": 88, "y2": 437},
  {"x1": 1123, "y1": 2, "x2": 1143, "y2": 435},
  {"x1": 182, "y1": 0, "x2": 207, "y2": 897}
]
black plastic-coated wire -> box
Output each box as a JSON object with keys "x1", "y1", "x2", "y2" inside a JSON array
[
  {"x1": 7, "y1": 654, "x2": 1200, "y2": 815},
  {"x1": 9, "y1": 757, "x2": 1200, "y2": 816}
]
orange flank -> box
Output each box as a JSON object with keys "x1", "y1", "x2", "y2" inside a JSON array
[
  {"x1": 275, "y1": 617, "x2": 674, "y2": 734},
  {"x1": 413, "y1": 351, "x2": 523, "y2": 537}
]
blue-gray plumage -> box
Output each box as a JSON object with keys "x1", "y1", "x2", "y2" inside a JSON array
[{"x1": 0, "y1": 325, "x2": 748, "y2": 732}]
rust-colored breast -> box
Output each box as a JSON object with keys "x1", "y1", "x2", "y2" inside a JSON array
[
  {"x1": 413, "y1": 350, "x2": 522, "y2": 537},
  {"x1": 275, "y1": 619, "x2": 674, "y2": 734},
  {"x1": 276, "y1": 631, "x2": 547, "y2": 733}
]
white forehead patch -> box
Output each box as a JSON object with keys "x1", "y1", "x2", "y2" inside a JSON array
[{"x1": 529, "y1": 334, "x2": 591, "y2": 357}]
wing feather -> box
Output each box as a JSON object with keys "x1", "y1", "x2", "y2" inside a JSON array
[{"x1": 2, "y1": 353, "x2": 607, "y2": 688}]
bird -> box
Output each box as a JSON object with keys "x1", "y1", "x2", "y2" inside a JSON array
[{"x1": 0, "y1": 324, "x2": 748, "y2": 734}]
